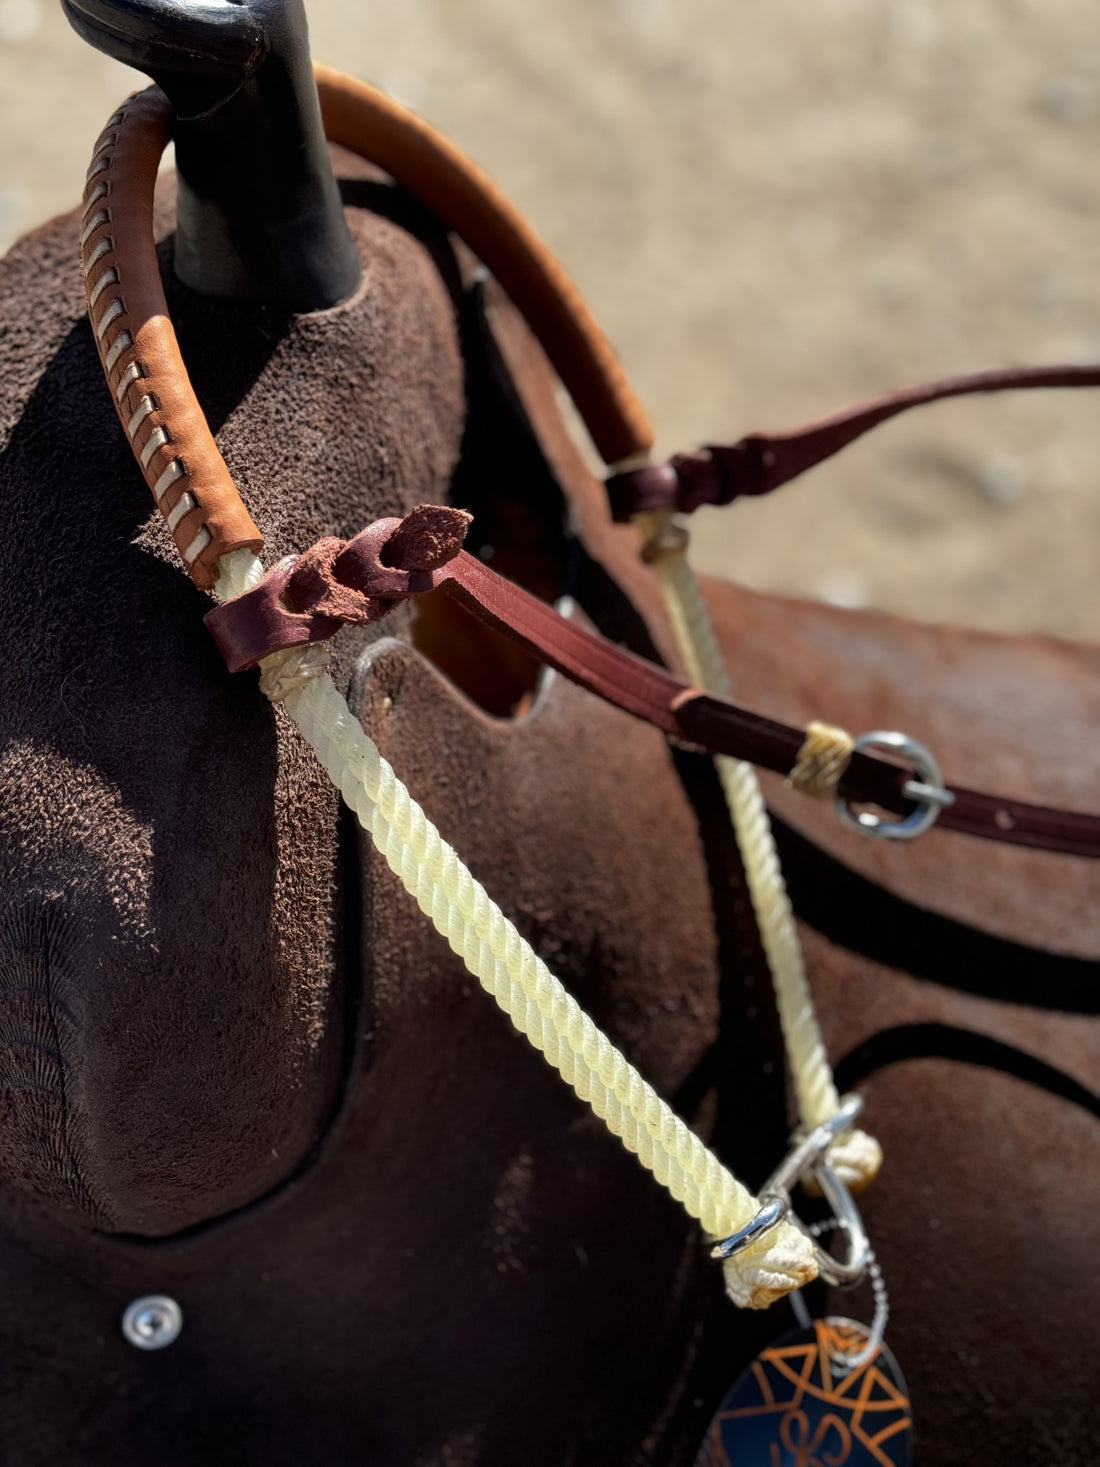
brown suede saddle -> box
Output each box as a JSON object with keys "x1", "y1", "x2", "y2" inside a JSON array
[{"x1": 0, "y1": 62, "x2": 1096, "y2": 1467}]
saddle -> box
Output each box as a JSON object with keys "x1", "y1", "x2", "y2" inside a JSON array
[{"x1": 0, "y1": 37, "x2": 1096, "y2": 1467}]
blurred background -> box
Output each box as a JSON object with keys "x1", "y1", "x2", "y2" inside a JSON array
[{"x1": 1, "y1": 0, "x2": 1097, "y2": 636}]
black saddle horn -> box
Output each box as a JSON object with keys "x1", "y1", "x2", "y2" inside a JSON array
[{"x1": 62, "y1": 0, "x2": 362, "y2": 311}]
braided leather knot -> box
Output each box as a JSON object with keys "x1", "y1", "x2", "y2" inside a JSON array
[
  {"x1": 606, "y1": 439, "x2": 781, "y2": 520},
  {"x1": 205, "y1": 505, "x2": 472, "y2": 673}
]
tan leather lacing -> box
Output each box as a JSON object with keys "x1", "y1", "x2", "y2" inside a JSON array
[{"x1": 79, "y1": 90, "x2": 263, "y2": 588}]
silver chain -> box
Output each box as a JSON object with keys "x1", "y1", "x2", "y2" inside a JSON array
[{"x1": 789, "y1": 1216, "x2": 889, "y2": 1374}]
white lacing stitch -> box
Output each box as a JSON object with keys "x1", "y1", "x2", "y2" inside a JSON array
[
  {"x1": 80, "y1": 208, "x2": 110, "y2": 247},
  {"x1": 85, "y1": 237, "x2": 112, "y2": 273},
  {"x1": 94, "y1": 297, "x2": 124, "y2": 342},
  {"x1": 139, "y1": 426, "x2": 168, "y2": 470},
  {"x1": 182, "y1": 527, "x2": 212, "y2": 566},
  {"x1": 114, "y1": 360, "x2": 142, "y2": 404},
  {"x1": 82, "y1": 180, "x2": 109, "y2": 219},
  {"x1": 126, "y1": 394, "x2": 156, "y2": 438},
  {"x1": 165, "y1": 492, "x2": 197, "y2": 533},
  {"x1": 103, "y1": 329, "x2": 132, "y2": 375},
  {"x1": 152, "y1": 459, "x2": 185, "y2": 503},
  {"x1": 88, "y1": 267, "x2": 119, "y2": 310}
]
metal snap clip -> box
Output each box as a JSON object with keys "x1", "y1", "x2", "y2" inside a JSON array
[
  {"x1": 836, "y1": 729, "x2": 955, "y2": 841},
  {"x1": 709, "y1": 1094, "x2": 872, "y2": 1287},
  {"x1": 799, "y1": 1158, "x2": 871, "y2": 1288},
  {"x1": 761, "y1": 1095, "x2": 870, "y2": 1287}
]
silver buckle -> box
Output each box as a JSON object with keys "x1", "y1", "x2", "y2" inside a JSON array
[
  {"x1": 710, "y1": 1093, "x2": 870, "y2": 1288},
  {"x1": 836, "y1": 730, "x2": 955, "y2": 841}
]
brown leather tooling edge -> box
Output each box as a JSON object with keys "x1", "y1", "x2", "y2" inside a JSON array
[
  {"x1": 79, "y1": 88, "x2": 263, "y2": 588},
  {"x1": 606, "y1": 363, "x2": 1100, "y2": 519},
  {"x1": 205, "y1": 507, "x2": 1100, "y2": 861}
]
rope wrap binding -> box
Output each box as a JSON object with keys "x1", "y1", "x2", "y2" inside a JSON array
[{"x1": 789, "y1": 721, "x2": 855, "y2": 801}]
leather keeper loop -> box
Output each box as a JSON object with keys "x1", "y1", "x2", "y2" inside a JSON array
[{"x1": 205, "y1": 506, "x2": 470, "y2": 672}]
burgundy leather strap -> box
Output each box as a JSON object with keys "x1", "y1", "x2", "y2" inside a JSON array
[
  {"x1": 205, "y1": 510, "x2": 1100, "y2": 861},
  {"x1": 606, "y1": 362, "x2": 1100, "y2": 519}
]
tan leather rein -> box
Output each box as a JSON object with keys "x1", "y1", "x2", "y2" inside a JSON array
[{"x1": 81, "y1": 71, "x2": 1100, "y2": 860}]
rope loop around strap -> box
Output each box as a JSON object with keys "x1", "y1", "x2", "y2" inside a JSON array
[{"x1": 788, "y1": 721, "x2": 855, "y2": 801}]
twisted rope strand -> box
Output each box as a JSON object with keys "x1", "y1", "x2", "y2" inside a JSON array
[
  {"x1": 215, "y1": 549, "x2": 817, "y2": 1307},
  {"x1": 635, "y1": 515, "x2": 881, "y2": 1191}
]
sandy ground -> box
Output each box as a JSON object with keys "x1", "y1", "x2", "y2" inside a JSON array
[{"x1": 0, "y1": 0, "x2": 1096, "y2": 638}]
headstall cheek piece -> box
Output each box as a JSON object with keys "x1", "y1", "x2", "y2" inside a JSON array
[{"x1": 205, "y1": 517, "x2": 1100, "y2": 859}]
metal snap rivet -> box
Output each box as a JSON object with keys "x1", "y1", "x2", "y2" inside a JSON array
[{"x1": 121, "y1": 1294, "x2": 183, "y2": 1351}]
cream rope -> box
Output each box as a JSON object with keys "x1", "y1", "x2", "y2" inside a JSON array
[
  {"x1": 215, "y1": 549, "x2": 817, "y2": 1308},
  {"x1": 633, "y1": 514, "x2": 881, "y2": 1193}
]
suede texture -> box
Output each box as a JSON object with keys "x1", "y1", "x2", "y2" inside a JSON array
[
  {"x1": 0, "y1": 153, "x2": 1095, "y2": 1466},
  {"x1": 0, "y1": 151, "x2": 465, "y2": 1236}
]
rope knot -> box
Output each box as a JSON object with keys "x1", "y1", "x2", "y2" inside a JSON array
[
  {"x1": 801, "y1": 1127, "x2": 883, "y2": 1199},
  {"x1": 205, "y1": 505, "x2": 472, "y2": 673},
  {"x1": 721, "y1": 1221, "x2": 819, "y2": 1309},
  {"x1": 826, "y1": 1127, "x2": 883, "y2": 1194}
]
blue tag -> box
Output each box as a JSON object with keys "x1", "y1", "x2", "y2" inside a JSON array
[{"x1": 694, "y1": 1318, "x2": 913, "y2": 1466}]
